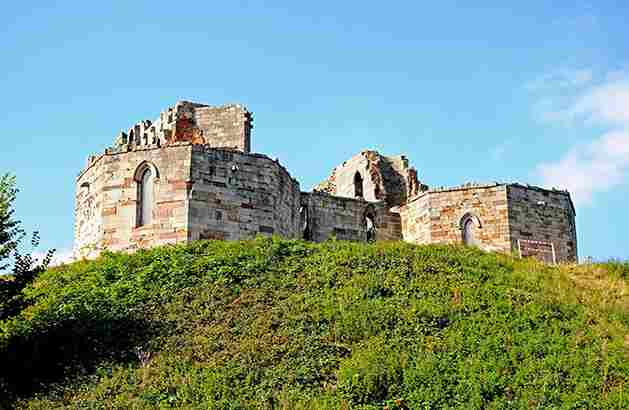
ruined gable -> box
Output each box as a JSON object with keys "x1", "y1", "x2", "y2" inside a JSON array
[{"x1": 314, "y1": 150, "x2": 427, "y2": 207}]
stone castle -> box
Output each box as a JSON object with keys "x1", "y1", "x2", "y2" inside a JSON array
[{"x1": 74, "y1": 101, "x2": 578, "y2": 263}]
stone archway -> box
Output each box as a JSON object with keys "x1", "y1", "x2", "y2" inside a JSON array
[
  {"x1": 363, "y1": 206, "x2": 377, "y2": 242},
  {"x1": 459, "y1": 212, "x2": 482, "y2": 246}
]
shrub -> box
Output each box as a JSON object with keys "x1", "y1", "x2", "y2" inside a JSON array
[{"x1": 1, "y1": 238, "x2": 627, "y2": 409}]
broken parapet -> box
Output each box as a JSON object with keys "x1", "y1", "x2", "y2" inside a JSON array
[{"x1": 110, "y1": 101, "x2": 253, "y2": 153}]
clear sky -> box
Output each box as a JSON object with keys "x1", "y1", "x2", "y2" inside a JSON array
[{"x1": 1, "y1": 1, "x2": 628, "y2": 262}]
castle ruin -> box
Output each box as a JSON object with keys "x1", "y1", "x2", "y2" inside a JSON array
[{"x1": 74, "y1": 101, "x2": 578, "y2": 263}]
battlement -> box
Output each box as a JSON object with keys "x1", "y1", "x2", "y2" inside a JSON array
[{"x1": 111, "y1": 101, "x2": 253, "y2": 153}]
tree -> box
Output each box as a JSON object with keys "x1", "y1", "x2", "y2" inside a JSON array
[
  {"x1": 0, "y1": 174, "x2": 21, "y2": 273},
  {"x1": 0, "y1": 173, "x2": 54, "y2": 320}
]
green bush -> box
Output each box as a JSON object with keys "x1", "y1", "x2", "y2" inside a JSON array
[
  {"x1": 600, "y1": 260, "x2": 629, "y2": 280},
  {"x1": 1, "y1": 238, "x2": 627, "y2": 409}
]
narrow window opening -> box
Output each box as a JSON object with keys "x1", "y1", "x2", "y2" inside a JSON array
[
  {"x1": 354, "y1": 172, "x2": 364, "y2": 198},
  {"x1": 366, "y1": 216, "x2": 376, "y2": 242},
  {"x1": 364, "y1": 208, "x2": 376, "y2": 242},
  {"x1": 300, "y1": 206, "x2": 311, "y2": 240},
  {"x1": 138, "y1": 168, "x2": 154, "y2": 226}
]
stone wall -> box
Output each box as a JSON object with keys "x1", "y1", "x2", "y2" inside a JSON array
[
  {"x1": 400, "y1": 184, "x2": 511, "y2": 253},
  {"x1": 399, "y1": 193, "x2": 431, "y2": 244},
  {"x1": 187, "y1": 147, "x2": 302, "y2": 241},
  {"x1": 74, "y1": 144, "x2": 192, "y2": 259},
  {"x1": 75, "y1": 144, "x2": 302, "y2": 257},
  {"x1": 507, "y1": 184, "x2": 577, "y2": 263},
  {"x1": 301, "y1": 192, "x2": 402, "y2": 242},
  {"x1": 74, "y1": 100, "x2": 578, "y2": 265},
  {"x1": 193, "y1": 105, "x2": 252, "y2": 153},
  {"x1": 399, "y1": 183, "x2": 578, "y2": 263},
  {"x1": 382, "y1": 154, "x2": 422, "y2": 207},
  {"x1": 74, "y1": 165, "x2": 103, "y2": 259}
]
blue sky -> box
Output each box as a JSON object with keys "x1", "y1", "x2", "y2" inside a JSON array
[{"x1": 1, "y1": 1, "x2": 628, "y2": 262}]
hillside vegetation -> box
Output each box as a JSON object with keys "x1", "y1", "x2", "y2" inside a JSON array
[{"x1": 1, "y1": 238, "x2": 628, "y2": 409}]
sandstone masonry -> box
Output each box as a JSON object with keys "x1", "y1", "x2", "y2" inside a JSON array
[{"x1": 75, "y1": 101, "x2": 578, "y2": 263}]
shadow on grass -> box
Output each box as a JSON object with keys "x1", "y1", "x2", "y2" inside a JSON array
[{"x1": 0, "y1": 315, "x2": 160, "y2": 407}]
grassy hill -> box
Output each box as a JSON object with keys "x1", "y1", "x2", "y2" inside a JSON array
[{"x1": 1, "y1": 238, "x2": 628, "y2": 409}]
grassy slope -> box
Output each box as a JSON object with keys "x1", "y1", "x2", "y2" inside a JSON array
[{"x1": 0, "y1": 238, "x2": 628, "y2": 409}]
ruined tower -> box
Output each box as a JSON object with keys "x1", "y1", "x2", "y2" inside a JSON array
[{"x1": 74, "y1": 101, "x2": 294, "y2": 259}]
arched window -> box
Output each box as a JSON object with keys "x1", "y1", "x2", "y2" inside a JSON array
[
  {"x1": 354, "y1": 172, "x2": 364, "y2": 198},
  {"x1": 135, "y1": 163, "x2": 158, "y2": 227},
  {"x1": 460, "y1": 213, "x2": 481, "y2": 246}
]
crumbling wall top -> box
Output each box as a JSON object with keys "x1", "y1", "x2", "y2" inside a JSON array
[
  {"x1": 110, "y1": 101, "x2": 252, "y2": 153},
  {"x1": 404, "y1": 181, "x2": 575, "y2": 215}
]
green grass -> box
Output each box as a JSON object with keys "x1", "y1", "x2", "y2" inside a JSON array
[{"x1": 1, "y1": 238, "x2": 628, "y2": 409}]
